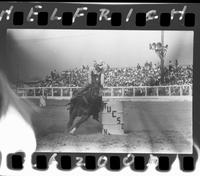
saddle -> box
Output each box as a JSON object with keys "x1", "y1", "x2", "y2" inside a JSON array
[{"x1": 67, "y1": 84, "x2": 103, "y2": 115}]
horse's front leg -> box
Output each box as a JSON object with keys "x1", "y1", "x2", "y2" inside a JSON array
[{"x1": 69, "y1": 113, "x2": 90, "y2": 135}]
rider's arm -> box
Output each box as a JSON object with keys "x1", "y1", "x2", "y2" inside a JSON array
[{"x1": 101, "y1": 73, "x2": 104, "y2": 87}]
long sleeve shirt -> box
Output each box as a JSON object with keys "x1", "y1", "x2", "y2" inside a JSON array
[{"x1": 88, "y1": 66, "x2": 104, "y2": 87}]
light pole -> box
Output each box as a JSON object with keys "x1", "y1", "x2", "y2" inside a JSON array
[{"x1": 150, "y1": 31, "x2": 168, "y2": 84}]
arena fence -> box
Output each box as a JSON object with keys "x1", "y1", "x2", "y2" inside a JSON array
[{"x1": 15, "y1": 84, "x2": 192, "y2": 99}]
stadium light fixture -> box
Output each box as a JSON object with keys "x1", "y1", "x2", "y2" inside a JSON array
[{"x1": 149, "y1": 31, "x2": 168, "y2": 84}]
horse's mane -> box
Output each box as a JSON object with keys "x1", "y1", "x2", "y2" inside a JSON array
[{"x1": 0, "y1": 71, "x2": 39, "y2": 125}]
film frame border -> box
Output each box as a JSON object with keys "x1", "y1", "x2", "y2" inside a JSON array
[{"x1": 0, "y1": 2, "x2": 199, "y2": 172}]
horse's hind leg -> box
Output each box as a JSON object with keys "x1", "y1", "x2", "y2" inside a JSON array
[
  {"x1": 67, "y1": 111, "x2": 75, "y2": 131},
  {"x1": 73, "y1": 114, "x2": 90, "y2": 132},
  {"x1": 69, "y1": 115, "x2": 88, "y2": 135},
  {"x1": 69, "y1": 112, "x2": 90, "y2": 135}
]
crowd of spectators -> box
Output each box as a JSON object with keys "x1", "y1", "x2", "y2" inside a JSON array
[
  {"x1": 26, "y1": 61, "x2": 193, "y2": 88},
  {"x1": 38, "y1": 66, "x2": 89, "y2": 87},
  {"x1": 104, "y1": 61, "x2": 192, "y2": 87},
  {"x1": 104, "y1": 62, "x2": 161, "y2": 86}
]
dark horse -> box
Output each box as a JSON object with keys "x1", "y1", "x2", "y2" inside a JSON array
[{"x1": 66, "y1": 82, "x2": 103, "y2": 134}]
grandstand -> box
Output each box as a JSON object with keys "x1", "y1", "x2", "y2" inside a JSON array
[{"x1": 15, "y1": 62, "x2": 193, "y2": 99}]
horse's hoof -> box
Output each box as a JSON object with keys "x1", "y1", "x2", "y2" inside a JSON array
[{"x1": 69, "y1": 127, "x2": 76, "y2": 135}]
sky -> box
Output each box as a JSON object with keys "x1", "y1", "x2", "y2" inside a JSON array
[{"x1": 5, "y1": 29, "x2": 193, "y2": 82}]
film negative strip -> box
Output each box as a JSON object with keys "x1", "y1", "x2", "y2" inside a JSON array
[{"x1": 0, "y1": 1, "x2": 199, "y2": 175}]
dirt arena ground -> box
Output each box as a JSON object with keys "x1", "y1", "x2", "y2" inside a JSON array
[{"x1": 29, "y1": 98, "x2": 192, "y2": 154}]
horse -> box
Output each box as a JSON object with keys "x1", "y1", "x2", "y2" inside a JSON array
[
  {"x1": 0, "y1": 71, "x2": 38, "y2": 172},
  {"x1": 66, "y1": 83, "x2": 103, "y2": 134}
]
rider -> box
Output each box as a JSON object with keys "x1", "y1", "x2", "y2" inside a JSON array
[
  {"x1": 88, "y1": 60, "x2": 105, "y2": 121},
  {"x1": 68, "y1": 60, "x2": 105, "y2": 122},
  {"x1": 67, "y1": 61, "x2": 106, "y2": 134}
]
